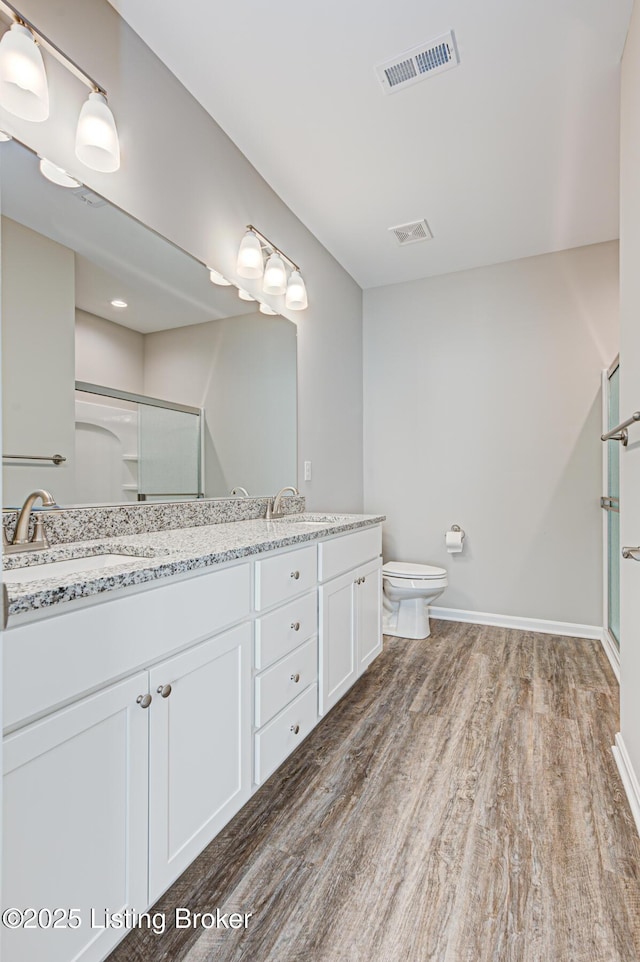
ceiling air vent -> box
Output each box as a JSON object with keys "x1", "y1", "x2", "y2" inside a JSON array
[
  {"x1": 389, "y1": 219, "x2": 433, "y2": 246},
  {"x1": 376, "y1": 31, "x2": 459, "y2": 95}
]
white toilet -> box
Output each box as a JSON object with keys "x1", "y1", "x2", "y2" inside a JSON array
[{"x1": 382, "y1": 561, "x2": 448, "y2": 639}]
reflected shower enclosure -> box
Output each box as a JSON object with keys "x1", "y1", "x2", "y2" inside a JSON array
[{"x1": 75, "y1": 382, "x2": 202, "y2": 504}]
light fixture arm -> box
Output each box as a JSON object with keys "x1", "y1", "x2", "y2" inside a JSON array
[
  {"x1": 0, "y1": 0, "x2": 108, "y2": 96},
  {"x1": 246, "y1": 224, "x2": 300, "y2": 273}
]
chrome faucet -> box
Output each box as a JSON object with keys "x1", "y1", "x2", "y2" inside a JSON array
[
  {"x1": 4, "y1": 489, "x2": 58, "y2": 554},
  {"x1": 266, "y1": 486, "x2": 299, "y2": 520}
]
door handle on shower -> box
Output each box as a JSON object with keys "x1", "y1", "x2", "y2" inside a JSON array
[{"x1": 622, "y1": 546, "x2": 640, "y2": 561}]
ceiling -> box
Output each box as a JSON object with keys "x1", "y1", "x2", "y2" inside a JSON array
[
  {"x1": 109, "y1": 0, "x2": 632, "y2": 289},
  {"x1": 0, "y1": 139, "x2": 255, "y2": 332}
]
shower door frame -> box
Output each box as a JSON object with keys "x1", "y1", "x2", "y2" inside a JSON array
[{"x1": 602, "y1": 356, "x2": 621, "y2": 679}]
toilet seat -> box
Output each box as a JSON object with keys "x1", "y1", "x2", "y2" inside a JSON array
[{"x1": 382, "y1": 561, "x2": 446, "y2": 580}]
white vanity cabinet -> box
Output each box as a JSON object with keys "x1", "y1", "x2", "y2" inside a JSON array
[
  {"x1": 2, "y1": 521, "x2": 383, "y2": 962},
  {"x1": 148, "y1": 623, "x2": 252, "y2": 901},
  {"x1": 318, "y1": 527, "x2": 383, "y2": 715},
  {"x1": 2, "y1": 672, "x2": 150, "y2": 962}
]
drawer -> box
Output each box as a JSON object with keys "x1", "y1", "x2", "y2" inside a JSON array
[
  {"x1": 255, "y1": 637, "x2": 318, "y2": 727},
  {"x1": 255, "y1": 544, "x2": 317, "y2": 610},
  {"x1": 254, "y1": 683, "x2": 318, "y2": 784},
  {"x1": 318, "y1": 526, "x2": 382, "y2": 583},
  {"x1": 255, "y1": 590, "x2": 318, "y2": 669}
]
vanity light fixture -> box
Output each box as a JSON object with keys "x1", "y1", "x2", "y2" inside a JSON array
[
  {"x1": 237, "y1": 288, "x2": 256, "y2": 302},
  {"x1": 39, "y1": 156, "x2": 81, "y2": 188},
  {"x1": 208, "y1": 268, "x2": 232, "y2": 286},
  {"x1": 110, "y1": 298, "x2": 127, "y2": 309},
  {"x1": 0, "y1": 20, "x2": 48, "y2": 121},
  {"x1": 0, "y1": 2, "x2": 121, "y2": 173},
  {"x1": 236, "y1": 224, "x2": 309, "y2": 310},
  {"x1": 259, "y1": 303, "x2": 278, "y2": 316}
]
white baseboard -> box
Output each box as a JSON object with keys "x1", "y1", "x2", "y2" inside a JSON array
[
  {"x1": 613, "y1": 733, "x2": 640, "y2": 838},
  {"x1": 429, "y1": 605, "x2": 602, "y2": 641},
  {"x1": 599, "y1": 628, "x2": 620, "y2": 681}
]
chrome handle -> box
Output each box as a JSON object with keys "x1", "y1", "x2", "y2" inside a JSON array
[
  {"x1": 622, "y1": 546, "x2": 640, "y2": 561},
  {"x1": 137, "y1": 694, "x2": 152, "y2": 709},
  {"x1": 290, "y1": 570, "x2": 300, "y2": 580},
  {"x1": 362, "y1": 576, "x2": 366, "y2": 583},
  {"x1": 290, "y1": 724, "x2": 300, "y2": 734},
  {"x1": 291, "y1": 621, "x2": 300, "y2": 631},
  {"x1": 601, "y1": 496, "x2": 619, "y2": 511},
  {"x1": 291, "y1": 673, "x2": 300, "y2": 683},
  {"x1": 157, "y1": 684, "x2": 172, "y2": 698}
]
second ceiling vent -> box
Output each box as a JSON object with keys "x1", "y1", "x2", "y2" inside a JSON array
[{"x1": 376, "y1": 31, "x2": 459, "y2": 95}]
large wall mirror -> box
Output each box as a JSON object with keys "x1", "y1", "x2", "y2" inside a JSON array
[{"x1": 0, "y1": 138, "x2": 297, "y2": 508}]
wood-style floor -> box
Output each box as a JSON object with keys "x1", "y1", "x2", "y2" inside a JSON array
[{"x1": 107, "y1": 621, "x2": 640, "y2": 962}]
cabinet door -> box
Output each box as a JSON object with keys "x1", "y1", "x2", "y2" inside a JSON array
[
  {"x1": 148, "y1": 623, "x2": 252, "y2": 901},
  {"x1": 2, "y1": 673, "x2": 149, "y2": 962},
  {"x1": 319, "y1": 569, "x2": 358, "y2": 715},
  {"x1": 357, "y1": 558, "x2": 383, "y2": 672}
]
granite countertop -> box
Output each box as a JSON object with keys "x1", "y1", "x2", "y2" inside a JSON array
[{"x1": 3, "y1": 513, "x2": 385, "y2": 618}]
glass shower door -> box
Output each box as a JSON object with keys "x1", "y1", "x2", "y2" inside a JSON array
[{"x1": 606, "y1": 364, "x2": 620, "y2": 648}]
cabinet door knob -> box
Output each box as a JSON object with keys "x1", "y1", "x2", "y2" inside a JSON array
[
  {"x1": 290, "y1": 570, "x2": 300, "y2": 580},
  {"x1": 291, "y1": 621, "x2": 301, "y2": 631},
  {"x1": 157, "y1": 684, "x2": 172, "y2": 698},
  {"x1": 291, "y1": 673, "x2": 301, "y2": 683},
  {"x1": 136, "y1": 694, "x2": 152, "y2": 709},
  {"x1": 290, "y1": 724, "x2": 300, "y2": 734}
]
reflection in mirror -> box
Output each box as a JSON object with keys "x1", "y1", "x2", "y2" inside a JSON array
[{"x1": 0, "y1": 139, "x2": 297, "y2": 508}]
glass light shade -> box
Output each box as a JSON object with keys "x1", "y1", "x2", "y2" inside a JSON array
[
  {"x1": 209, "y1": 268, "x2": 231, "y2": 286},
  {"x1": 237, "y1": 230, "x2": 264, "y2": 279},
  {"x1": 285, "y1": 270, "x2": 308, "y2": 310},
  {"x1": 75, "y1": 91, "x2": 120, "y2": 173},
  {"x1": 0, "y1": 130, "x2": 12, "y2": 141},
  {"x1": 263, "y1": 252, "x2": 287, "y2": 295},
  {"x1": 39, "y1": 157, "x2": 81, "y2": 188},
  {"x1": 0, "y1": 23, "x2": 49, "y2": 122},
  {"x1": 259, "y1": 302, "x2": 278, "y2": 315},
  {"x1": 238, "y1": 288, "x2": 256, "y2": 302}
]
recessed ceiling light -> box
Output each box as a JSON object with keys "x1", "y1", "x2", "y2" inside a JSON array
[
  {"x1": 39, "y1": 156, "x2": 81, "y2": 189},
  {"x1": 110, "y1": 299, "x2": 128, "y2": 308}
]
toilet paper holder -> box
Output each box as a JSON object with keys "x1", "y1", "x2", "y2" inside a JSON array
[{"x1": 448, "y1": 524, "x2": 465, "y2": 541}]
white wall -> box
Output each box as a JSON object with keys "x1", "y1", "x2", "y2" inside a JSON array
[
  {"x1": 0, "y1": 0, "x2": 363, "y2": 512},
  {"x1": 618, "y1": 0, "x2": 640, "y2": 789},
  {"x1": 1, "y1": 217, "x2": 76, "y2": 506},
  {"x1": 144, "y1": 313, "x2": 297, "y2": 497},
  {"x1": 75, "y1": 309, "x2": 144, "y2": 394},
  {"x1": 364, "y1": 242, "x2": 619, "y2": 626}
]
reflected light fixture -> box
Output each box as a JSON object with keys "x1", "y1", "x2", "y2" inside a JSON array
[
  {"x1": 208, "y1": 268, "x2": 231, "y2": 286},
  {"x1": 236, "y1": 229, "x2": 264, "y2": 279},
  {"x1": 237, "y1": 288, "x2": 256, "y2": 302},
  {"x1": 235, "y1": 224, "x2": 308, "y2": 310},
  {"x1": 110, "y1": 298, "x2": 127, "y2": 308},
  {"x1": 0, "y1": 6, "x2": 120, "y2": 174},
  {"x1": 39, "y1": 156, "x2": 80, "y2": 188},
  {"x1": 0, "y1": 21, "x2": 49, "y2": 121},
  {"x1": 259, "y1": 303, "x2": 278, "y2": 316},
  {"x1": 0, "y1": 128, "x2": 11, "y2": 140}
]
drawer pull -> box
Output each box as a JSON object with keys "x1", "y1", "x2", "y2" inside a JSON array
[
  {"x1": 157, "y1": 684, "x2": 172, "y2": 698},
  {"x1": 290, "y1": 724, "x2": 300, "y2": 734},
  {"x1": 291, "y1": 621, "x2": 301, "y2": 631},
  {"x1": 362, "y1": 576, "x2": 366, "y2": 584},
  {"x1": 290, "y1": 570, "x2": 300, "y2": 580},
  {"x1": 291, "y1": 673, "x2": 301, "y2": 683},
  {"x1": 136, "y1": 694, "x2": 152, "y2": 709}
]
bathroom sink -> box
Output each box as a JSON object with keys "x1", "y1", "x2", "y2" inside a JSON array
[{"x1": 3, "y1": 553, "x2": 146, "y2": 584}]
